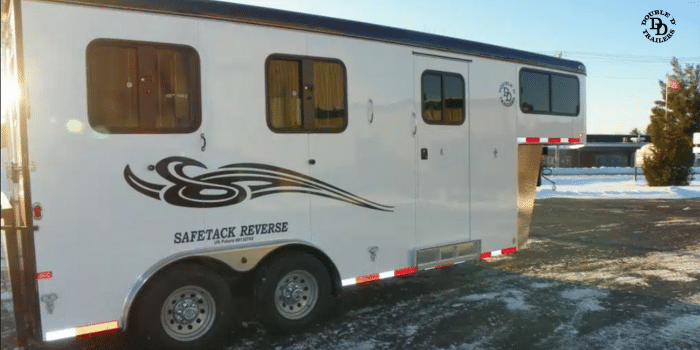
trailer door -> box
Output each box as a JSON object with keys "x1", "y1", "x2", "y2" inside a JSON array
[
  {"x1": 199, "y1": 22, "x2": 311, "y2": 241},
  {"x1": 307, "y1": 36, "x2": 416, "y2": 278},
  {"x1": 413, "y1": 54, "x2": 471, "y2": 248}
]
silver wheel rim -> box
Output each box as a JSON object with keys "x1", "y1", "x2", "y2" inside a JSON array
[
  {"x1": 274, "y1": 270, "x2": 318, "y2": 320},
  {"x1": 161, "y1": 286, "x2": 216, "y2": 342}
]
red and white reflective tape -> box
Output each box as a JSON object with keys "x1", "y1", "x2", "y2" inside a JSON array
[
  {"x1": 480, "y1": 246, "x2": 517, "y2": 259},
  {"x1": 45, "y1": 320, "x2": 119, "y2": 341},
  {"x1": 517, "y1": 137, "x2": 581, "y2": 144},
  {"x1": 342, "y1": 266, "x2": 418, "y2": 286},
  {"x1": 341, "y1": 248, "x2": 517, "y2": 286}
]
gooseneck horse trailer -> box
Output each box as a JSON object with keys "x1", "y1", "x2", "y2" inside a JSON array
[{"x1": 1, "y1": 0, "x2": 585, "y2": 348}]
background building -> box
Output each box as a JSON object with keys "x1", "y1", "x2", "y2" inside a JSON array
[{"x1": 546, "y1": 134, "x2": 650, "y2": 168}]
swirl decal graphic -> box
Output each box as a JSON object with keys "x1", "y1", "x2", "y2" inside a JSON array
[{"x1": 124, "y1": 157, "x2": 394, "y2": 212}]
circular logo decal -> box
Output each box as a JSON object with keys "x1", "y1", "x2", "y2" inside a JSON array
[
  {"x1": 499, "y1": 82, "x2": 515, "y2": 107},
  {"x1": 641, "y1": 10, "x2": 675, "y2": 43}
]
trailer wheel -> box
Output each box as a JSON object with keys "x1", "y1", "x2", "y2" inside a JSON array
[
  {"x1": 130, "y1": 263, "x2": 235, "y2": 350},
  {"x1": 255, "y1": 253, "x2": 332, "y2": 332}
]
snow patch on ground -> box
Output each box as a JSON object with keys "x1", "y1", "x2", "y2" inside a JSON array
[
  {"x1": 653, "y1": 218, "x2": 700, "y2": 227},
  {"x1": 549, "y1": 167, "x2": 700, "y2": 176},
  {"x1": 571, "y1": 307, "x2": 700, "y2": 350},
  {"x1": 460, "y1": 289, "x2": 533, "y2": 311},
  {"x1": 502, "y1": 290, "x2": 532, "y2": 311},
  {"x1": 531, "y1": 281, "x2": 558, "y2": 289},
  {"x1": 325, "y1": 339, "x2": 379, "y2": 350},
  {"x1": 521, "y1": 249, "x2": 700, "y2": 301},
  {"x1": 403, "y1": 325, "x2": 418, "y2": 337},
  {"x1": 347, "y1": 305, "x2": 382, "y2": 316},
  {"x1": 657, "y1": 315, "x2": 700, "y2": 342},
  {"x1": 537, "y1": 174, "x2": 700, "y2": 199},
  {"x1": 459, "y1": 292, "x2": 499, "y2": 302},
  {"x1": 561, "y1": 288, "x2": 607, "y2": 312}
]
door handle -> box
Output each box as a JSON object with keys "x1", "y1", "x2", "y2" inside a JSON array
[
  {"x1": 200, "y1": 133, "x2": 206, "y2": 152},
  {"x1": 412, "y1": 111, "x2": 417, "y2": 136},
  {"x1": 309, "y1": 159, "x2": 316, "y2": 165}
]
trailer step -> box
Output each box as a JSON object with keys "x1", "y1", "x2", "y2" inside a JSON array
[{"x1": 415, "y1": 240, "x2": 481, "y2": 270}]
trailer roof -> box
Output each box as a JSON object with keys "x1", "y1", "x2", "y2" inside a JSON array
[{"x1": 43, "y1": 0, "x2": 586, "y2": 75}]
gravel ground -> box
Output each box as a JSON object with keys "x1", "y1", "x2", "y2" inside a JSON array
[{"x1": 2, "y1": 198, "x2": 699, "y2": 350}]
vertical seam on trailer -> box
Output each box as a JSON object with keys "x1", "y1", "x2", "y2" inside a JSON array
[
  {"x1": 468, "y1": 63, "x2": 472, "y2": 240},
  {"x1": 413, "y1": 55, "x2": 419, "y2": 260}
]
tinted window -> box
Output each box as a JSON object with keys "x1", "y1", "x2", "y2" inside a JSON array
[
  {"x1": 267, "y1": 55, "x2": 347, "y2": 133},
  {"x1": 312, "y1": 61, "x2": 346, "y2": 130},
  {"x1": 422, "y1": 73, "x2": 442, "y2": 122},
  {"x1": 86, "y1": 39, "x2": 201, "y2": 133},
  {"x1": 268, "y1": 59, "x2": 302, "y2": 130},
  {"x1": 520, "y1": 69, "x2": 579, "y2": 116},
  {"x1": 421, "y1": 71, "x2": 464, "y2": 125},
  {"x1": 520, "y1": 71, "x2": 550, "y2": 113},
  {"x1": 443, "y1": 75, "x2": 464, "y2": 123},
  {"x1": 551, "y1": 75, "x2": 580, "y2": 115}
]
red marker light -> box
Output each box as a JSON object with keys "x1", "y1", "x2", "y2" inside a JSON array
[
  {"x1": 36, "y1": 271, "x2": 53, "y2": 279},
  {"x1": 33, "y1": 203, "x2": 43, "y2": 220}
]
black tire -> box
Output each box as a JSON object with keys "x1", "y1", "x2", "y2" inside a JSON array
[
  {"x1": 254, "y1": 253, "x2": 332, "y2": 332},
  {"x1": 129, "y1": 263, "x2": 235, "y2": 350}
]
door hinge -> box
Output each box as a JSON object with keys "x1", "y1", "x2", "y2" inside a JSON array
[{"x1": 6, "y1": 162, "x2": 36, "y2": 183}]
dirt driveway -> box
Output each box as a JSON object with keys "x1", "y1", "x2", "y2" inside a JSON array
[{"x1": 2, "y1": 198, "x2": 699, "y2": 350}]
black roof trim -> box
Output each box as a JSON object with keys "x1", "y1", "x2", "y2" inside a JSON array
[{"x1": 43, "y1": 0, "x2": 586, "y2": 75}]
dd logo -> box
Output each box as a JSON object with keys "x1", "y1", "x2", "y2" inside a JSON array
[
  {"x1": 499, "y1": 81, "x2": 515, "y2": 107},
  {"x1": 641, "y1": 10, "x2": 676, "y2": 43}
]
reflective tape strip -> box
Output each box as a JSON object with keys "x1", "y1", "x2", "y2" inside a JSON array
[
  {"x1": 46, "y1": 328, "x2": 76, "y2": 341},
  {"x1": 342, "y1": 266, "x2": 418, "y2": 286},
  {"x1": 356, "y1": 273, "x2": 380, "y2": 284},
  {"x1": 481, "y1": 246, "x2": 518, "y2": 259},
  {"x1": 46, "y1": 321, "x2": 119, "y2": 341},
  {"x1": 394, "y1": 266, "x2": 418, "y2": 276},
  {"x1": 502, "y1": 247, "x2": 518, "y2": 255},
  {"x1": 517, "y1": 137, "x2": 581, "y2": 144},
  {"x1": 378, "y1": 271, "x2": 394, "y2": 279},
  {"x1": 76, "y1": 321, "x2": 120, "y2": 338}
]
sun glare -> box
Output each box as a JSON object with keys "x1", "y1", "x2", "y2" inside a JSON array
[{"x1": 1, "y1": 52, "x2": 20, "y2": 122}]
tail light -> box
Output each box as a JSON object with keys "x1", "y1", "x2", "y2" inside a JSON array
[{"x1": 33, "y1": 202, "x2": 42, "y2": 220}]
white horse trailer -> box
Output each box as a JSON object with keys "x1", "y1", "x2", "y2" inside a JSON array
[{"x1": 0, "y1": 0, "x2": 586, "y2": 348}]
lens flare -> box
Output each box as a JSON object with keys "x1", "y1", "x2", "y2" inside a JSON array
[{"x1": 66, "y1": 119, "x2": 84, "y2": 133}]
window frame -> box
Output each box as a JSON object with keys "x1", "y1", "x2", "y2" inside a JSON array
[
  {"x1": 519, "y1": 68, "x2": 580, "y2": 117},
  {"x1": 420, "y1": 70, "x2": 466, "y2": 126},
  {"x1": 86, "y1": 38, "x2": 202, "y2": 134},
  {"x1": 265, "y1": 54, "x2": 348, "y2": 134}
]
